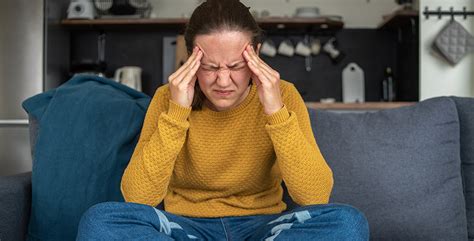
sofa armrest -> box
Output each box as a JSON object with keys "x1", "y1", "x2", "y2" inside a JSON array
[{"x1": 0, "y1": 172, "x2": 32, "y2": 241}]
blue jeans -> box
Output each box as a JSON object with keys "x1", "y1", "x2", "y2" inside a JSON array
[{"x1": 76, "y1": 201, "x2": 369, "y2": 241}]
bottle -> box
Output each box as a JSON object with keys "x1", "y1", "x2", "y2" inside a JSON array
[
  {"x1": 382, "y1": 74, "x2": 388, "y2": 102},
  {"x1": 382, "y1": 67, "x2": 396, "y2": 102}
]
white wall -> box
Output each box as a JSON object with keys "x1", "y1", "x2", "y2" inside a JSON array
[
  {"x1": 419, "y1": 0, "x2": 474, "y2": 99},
  {"x1": 149, "y1": 0, "x2": 400, "y2": 28}
]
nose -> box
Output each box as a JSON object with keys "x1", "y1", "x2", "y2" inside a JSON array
[{"x1": 216, "y1": 68, "x2": 232, "y2": 87}]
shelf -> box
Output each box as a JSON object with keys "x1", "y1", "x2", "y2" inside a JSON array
[
  {"x1": 60, "y1": 17, "x2": 344, "y2": 31},
  {"x1": 305, "y1": 102, "x2": 416, "y2": 110},
  {"x1": 256, "y1": 16, "x2": 344, "y2": 31},
  {"x1": 61, "y1": 18, "x2": 188, "y2": 26},
  {"x1": 378, "y1": 9, "x2": 418, "y2": 30}
]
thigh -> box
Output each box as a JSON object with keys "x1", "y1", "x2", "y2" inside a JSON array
[
  {"x1": 76, "y1": 201, "x2": 226, "y2": 241},
  {"x1": 248, "y1": 203, "x2": 369, "y2": 241}
]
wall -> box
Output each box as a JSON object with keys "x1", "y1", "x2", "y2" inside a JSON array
[
  {"x1": 45, "y1": 0, "x2": 70, "y2": 91},
  {"x1": 0, "y1": 0, "x2": 44, "y2": 176},
  {"x1": 419, "y1": 0, "x2": 474, "y2": 99},
  {"x1": 149, "y1": 0, "x2": 401, "y2": 28}
]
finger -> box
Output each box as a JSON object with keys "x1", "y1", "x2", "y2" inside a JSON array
[
  {"x1": 246, "y1": 44, "x2": 266, "y2": 67},
  {"x1": 247, "y1": 60, "x2": 274, "y2": 87},
  {"x1": 251, "y1": 74, "x2": 261, "y2": 87},
  {"x1": 173, "y1": 50, "x2": 202, "y2": 85},
  {"x1": 182, "y1": 52, "x2": 203, "y2": 85},
  {"x1": 246, "y1": 45, "x2": 275, "y2": 73},
  {"x1": 243, "y1": 48, "x2": 261, "y2": 69},
  {"x1": 258, "y1": 58, "x2": 275, "y2": 74},
  {"x1": 242, "y1": 45, "x2": 275, "y2": 87},
  {"x1": 244, "y1": 50, "x2": 265, "y2": 79},
  {"x1": 244, "y1": 50, "x2": 275, "y2": 85},
  {"x1": 248, "y1": 51, "x2": 275, "y2": 79},
  {"x1": 257, "y1": 60, "x2": 279, "y2": 83},
  {"x1": 243, "y1": 45, "x2": 260, "y2": 66},
  {"x1": 179, "y1": 50, "x2": 203, "y2": 86},
  {"x1": 245, "y1": 44, "x2": 276, "y2": 76},
  {"x1": 245, "y1": 48, "x2": 280, "y2": 85},
  {"x1": 244, "y1": 47, "x2": 269, "y2": 73},
  {"x1": 170, "y1": 47, "x2": 199, "y2": 81},
  {"x1": 173, "y1": 47, "x2": 199, "y2": 78}
]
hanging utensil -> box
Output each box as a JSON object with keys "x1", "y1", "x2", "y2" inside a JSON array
[{"x1": 304, "y1": 35, "x2": 311, "y2": 72}]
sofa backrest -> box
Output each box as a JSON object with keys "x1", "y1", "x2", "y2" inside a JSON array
[
  {"x1": 26, "y1": 90, "x2": 474, "y2": 241},
  {"x1": 452, "y1": 97, "x2": 474, "y2": 239},
  {"x1": 305, "y1": 96, "x2": 470, "y2": 241}
]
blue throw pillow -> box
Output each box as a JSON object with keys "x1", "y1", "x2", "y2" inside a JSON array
[
  {"x1": 22, "y1": 75, "x2": 150, "y2": 241},
  {"x1": 309, "y1": 97, "x2": 468, "y2": 241}
]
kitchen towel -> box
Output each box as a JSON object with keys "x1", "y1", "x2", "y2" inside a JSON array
[{"x1": 432, "y1": 20, "x2": 474, "y2": 65}]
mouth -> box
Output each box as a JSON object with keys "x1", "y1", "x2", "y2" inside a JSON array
[{"x1": 214, "y1": 90, "x2": 234, "y2": 97}]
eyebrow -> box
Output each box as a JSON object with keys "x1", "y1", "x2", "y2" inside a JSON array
[{"x1": 201, "y1": 60, "x2": 246, "y2": 68}]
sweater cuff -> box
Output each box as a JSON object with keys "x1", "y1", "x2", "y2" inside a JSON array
[
  {"x1": 167, "y1": 100, "x2": 192, "y2": 121},
  {"x1": 266, "y1": 105, "x2": 290, "y2": 125}
]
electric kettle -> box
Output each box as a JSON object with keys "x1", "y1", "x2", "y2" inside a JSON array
[{"x1": 114, "y1": 66, "x2": 142, "y2": 91}]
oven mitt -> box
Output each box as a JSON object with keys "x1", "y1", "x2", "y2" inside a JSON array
[{"x1": 433, "y1": 20, "x2": 474, "y2": 65}]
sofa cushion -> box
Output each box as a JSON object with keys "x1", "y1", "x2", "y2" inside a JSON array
[
  {"x1": 0, "y1": 172, "x2": 31, "y2": 241},
  {"x1": 452, "y1": 97, "x2": 474, "y2": 239},
  {"x1": 309, "y1": 97, "x2": 468, "y2": 241},
  {"x1": 22, "y1": 75, "x2": 150, "y2": 241}
]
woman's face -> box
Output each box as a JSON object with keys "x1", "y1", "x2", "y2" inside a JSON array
[{"x1": 195, "y1": 31, "x2": 259, "y2": 112}]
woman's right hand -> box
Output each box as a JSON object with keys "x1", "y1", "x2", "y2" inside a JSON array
[{"x1": 168, "y1": 46, "x2": 203, "y2": 108}]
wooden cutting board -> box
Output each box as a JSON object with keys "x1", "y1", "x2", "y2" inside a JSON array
[{"x1": 342, "y1": 62, "x2": 365, "y2": 103}]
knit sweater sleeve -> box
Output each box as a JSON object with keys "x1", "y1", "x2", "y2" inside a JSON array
[
  {"x1": 265, "y1": 82, "x2": 334, "y2": 205},
  {"x1": 121, "y1": 86, "x2": 191, "y2": 206}
]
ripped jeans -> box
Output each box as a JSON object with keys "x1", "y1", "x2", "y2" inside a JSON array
[{"x1": 76, "y1": 201, "x2": 369, "y2": 241}]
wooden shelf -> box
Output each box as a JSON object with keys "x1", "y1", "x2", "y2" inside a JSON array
[
  {"x1": 61, "y1": 18, "x2": 188, "y2": 26},
  {"x1": 305, "y1": 102, "x2": 416, "y2": 110},
  {"x1": 61, "y1": 17, "x2": 344, "y2": 31},
  {"x1": 378, "y1": 9, "x2": 418, "y2": 30},
  {"x1": 256, "y1": 16, "x2": 344, "y2": 30}
]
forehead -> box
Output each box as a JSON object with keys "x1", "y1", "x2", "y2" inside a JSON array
[{"x1": 195, "y1": 31, "x2": 251, "y2": 65}]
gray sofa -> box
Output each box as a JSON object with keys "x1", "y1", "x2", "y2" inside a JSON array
[{"x1": 1, "y1": 96, "x2": 473, "y2": 241}]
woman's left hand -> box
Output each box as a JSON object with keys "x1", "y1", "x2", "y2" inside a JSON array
[{"x1": 243, "y1": 44, "x2": 284, "y2": 115}]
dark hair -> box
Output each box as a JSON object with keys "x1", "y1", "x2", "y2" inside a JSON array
[{"x1": 183, "y1": 0, "x2": 264, "y2": 110}]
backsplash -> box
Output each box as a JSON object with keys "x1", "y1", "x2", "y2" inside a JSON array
[{"x1": 70, "y1": 28, "x2": 418, "y2": 102}]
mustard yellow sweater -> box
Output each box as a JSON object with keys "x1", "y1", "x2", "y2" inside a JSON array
[{"x1": 121, "y1": 80, "x2": 334, "y2": 218}]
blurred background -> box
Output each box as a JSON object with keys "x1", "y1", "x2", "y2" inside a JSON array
[{"x1": 1, "y1": 0, "x2": 473, "y2": 175}]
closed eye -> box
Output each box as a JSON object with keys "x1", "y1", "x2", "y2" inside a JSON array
[
  {"x1": 201, "y1": 66, "x2": 219, "y2": 71},
  {"x1": 229, "y1": 63, "x2": 247, "y2": 70},
  {"x1": 201, "y1": 62, "x2": 246, "y2": 71}
]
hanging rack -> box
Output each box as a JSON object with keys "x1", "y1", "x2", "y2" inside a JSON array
[{"x1": 423, "y1": 6, "x2": 474, "y2": 20}]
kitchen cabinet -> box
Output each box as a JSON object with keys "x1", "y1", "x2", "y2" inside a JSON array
[
  {"x1": 378, "y1": 9, "x2": 418, "y2": 30},
  {"x1": 49, "y1": 6, "x2": 419, "y2": 105},
  {"x1": 376, "y1": 8, "x2": 419, "y2": 103}
]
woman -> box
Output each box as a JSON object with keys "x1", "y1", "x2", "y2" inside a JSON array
[{"x1": 76, "y1": 0, "x2": 369, "y2": 240}]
